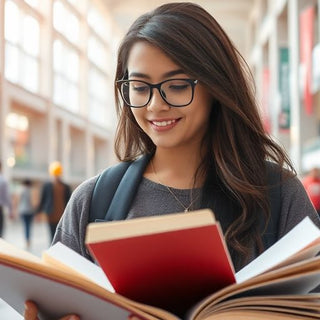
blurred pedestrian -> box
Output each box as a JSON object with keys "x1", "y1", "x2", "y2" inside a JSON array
[
  {"x1": 37, "y1": 161, "x2": 72, "y2": 241},
  {"x1": 302, "y1": 167, "x2": 320, "y2": 215},
  {"x1": 0, "y1": 161, "x2": 13, "y2": 237},
  {"x1": 17, "y1": 179, "x2": 36, "y2": 249}
]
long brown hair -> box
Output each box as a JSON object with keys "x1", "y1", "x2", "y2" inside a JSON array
[{"x1": 113, "y1": 2, "x2": 295, "y2": 265}]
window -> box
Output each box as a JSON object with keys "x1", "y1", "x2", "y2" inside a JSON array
[
  {"x1": 87, "y1": 3, "x2": 112, "y2": 126},
  {"x1": 53, "y1": 39, "x2": 80, "y2": 112},
  {"x1": 88, "y1": 35, "x2": 109, "y2": 71},
  {"x1": 88, "y1": 5, "x2": 111, "y2": 41},
  {"x1": 88, "y1": 68, "x2": 109, "y2": 125},
  {"x1": 53, "y1": 0, "x2": 81, "y2": 112},
  {"x1": 4, "y1": 0, "x2": 40, "y2": 93},
  {"x1": 53, "y1": 0, "x2": 80, "y2": 45},
  {"x1": 4, "y1": 0, "x2": 115, "y2": 123},
  {"x1": 24, "y1": 0, "x2": 39, "y2": 8}
]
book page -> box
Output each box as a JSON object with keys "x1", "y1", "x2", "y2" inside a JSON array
[
  {"x1": 235, "y1": 217, "x2": 320, "y2": 283},
  {"x1": 0, "y1": 238, "x2": 43, "y2": 263},
  {"x1": 0, "y1": 263, "x2": 145, "y2": 320},
  {"x1": 188, "y1": 256, "x2": 320, "y2": 320},
  {"x1": 0, "y1": 239, "x2": 178, "y2": 320},
  {"x1": 43, "y1": 242, "x2": 115, "y2": 292}
]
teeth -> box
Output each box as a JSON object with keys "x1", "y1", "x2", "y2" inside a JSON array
[{"x1": 152, "y1": 120, "x2": 176, "y2": 127}]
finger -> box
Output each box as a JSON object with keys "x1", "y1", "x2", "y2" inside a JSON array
[
  {"x1": 59, "y1": 315, "x2": 80, "y2": 320},
  {"x1": 128, "y1": 314, "x2": 143, "y2": 320},
  {"x1": 24, "y1": 301, "x2": 39, "y2": 320}
]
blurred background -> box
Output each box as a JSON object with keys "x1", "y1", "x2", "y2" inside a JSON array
[
  {"x1": 0, "y1": 0, "x2": 319, "y2": 187},
  {"x1": 0, "y1": 0, "x2": 319, "y2": 317}
]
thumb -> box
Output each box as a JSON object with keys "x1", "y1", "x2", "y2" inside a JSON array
[{"x1": 24, "y1": 301, "x2": 39, "y2": 320}]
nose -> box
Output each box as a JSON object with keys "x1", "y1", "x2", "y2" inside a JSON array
[{"x1": 146, "y1": 88, "x2": 170, "y2": 112}]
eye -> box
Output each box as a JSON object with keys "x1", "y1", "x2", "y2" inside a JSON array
[
  {"x1": 131, "y1": 82, "x2": 149, "y2": 93},
  {"x1": 167, "y1": 80, "x2": 190, "y2": 91},
  {"x1": 170, "y1": 84, "x2": 188, "y2": 90}
]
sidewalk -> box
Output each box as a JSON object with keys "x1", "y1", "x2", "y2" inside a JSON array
[{"x1": 0, "y1": 215, "x2": 51, "y2": 319}]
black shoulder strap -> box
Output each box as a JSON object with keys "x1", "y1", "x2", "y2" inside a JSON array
[
  {"x1": 89, "y1": 154, "x2": 151, "y2": 223},
  {"x1": 89, "y1": 161, "x2": 131, "y2": 222}
]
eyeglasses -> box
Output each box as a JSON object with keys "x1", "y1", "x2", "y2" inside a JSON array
[{"x1": 116, "y1": 78, "x2": 198, "y2": 108}]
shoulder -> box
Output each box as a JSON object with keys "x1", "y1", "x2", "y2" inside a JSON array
[
  {"x1": 278, "y1": 173, "x2": 320, "y2": 237},
  {"x1": 69, "y1": 161, "x2": 134, "y2": 203},
  {"x1": 263, "y1": 161, "x2": 307, "y2": 201},
  {"x1": 69, "y1": 175, "x2": 99, "y2": 204},
  {"x1": 263, "y1": 162, "x2": 320, "y2": 235},
  {"x1": 281, "y1": 173, "x2": 307, "y2": 196},
  {"x1": 53, "y1": 175, "x2": 99, "y2": 257}
]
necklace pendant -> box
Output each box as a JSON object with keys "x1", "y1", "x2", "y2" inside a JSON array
[{"x1": 184, "y1": 208, "x2": 188, "y2": 213}]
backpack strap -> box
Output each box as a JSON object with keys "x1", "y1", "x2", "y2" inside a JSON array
[
  {"x1": 89, "y1": 161, "x2": 131, "y2": 223},
  {"x1": 89, "y1": 154, "x2": 152, "y2": 223}
]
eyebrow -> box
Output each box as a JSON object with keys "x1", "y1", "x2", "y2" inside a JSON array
[{"x1": 128, "y1": 69, "x2": 186, "y2": 79}]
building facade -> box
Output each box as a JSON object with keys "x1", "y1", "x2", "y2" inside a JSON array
[
  {"x1": 0, "y1": 0, "x2": 320, "y2": 190},
  {"x1": 248, "y1": 0, "x2": 320, "y2": 174},
  {"x1": 0, "y1": 0, "x2": 119, "y2": 188}
]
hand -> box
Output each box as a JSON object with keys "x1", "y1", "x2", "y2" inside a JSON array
[
  {"x1": 24, "y1": 301, "x2": 80, "y2": 320},
  {"x1": 34, "y1": 212, "x2": 47, "y2": 222},
  {"x1": 9, "y1": 211, "x2": 15, "y2": 220}
]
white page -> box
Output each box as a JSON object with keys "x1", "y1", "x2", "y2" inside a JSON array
[
  {"x1": 0, "y1": 264, "x2": 130, "y2": 320},
  {"x1": 235, "y1": 217, "x2": 320, "y2": 283},
  {"x1": 44, "y1": 242, "x2": 114, "y2": 292}
]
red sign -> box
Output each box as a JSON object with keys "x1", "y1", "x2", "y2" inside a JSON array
[{"x1": 300, "y1": 6, "x2": 315, "y2": 115}]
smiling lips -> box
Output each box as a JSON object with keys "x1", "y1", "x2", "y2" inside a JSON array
[{"x1": 150, "y1": 118, "x2": 180, "y2": 131}]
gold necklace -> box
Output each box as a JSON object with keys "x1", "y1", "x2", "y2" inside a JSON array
[{"x1": 151, "y1": 159, "x2": 200, "y2": 212}]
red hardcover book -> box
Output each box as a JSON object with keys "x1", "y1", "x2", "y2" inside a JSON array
[{"x1": 85, "y1": 209, "x2": 236, "y2": 315}]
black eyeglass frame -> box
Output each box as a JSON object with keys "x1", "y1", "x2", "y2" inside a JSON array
[{"x1": 116, "y1": 78, "x2": 199, "y2": 108}]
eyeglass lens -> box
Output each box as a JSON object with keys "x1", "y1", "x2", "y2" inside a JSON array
[{"x1": 120, "y1": 79, "x2": 194, "y2": 107}]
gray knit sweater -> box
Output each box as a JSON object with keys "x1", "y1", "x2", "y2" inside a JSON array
[{"x1": 53, "y1": 174, "x2": 320, "y2": 271}]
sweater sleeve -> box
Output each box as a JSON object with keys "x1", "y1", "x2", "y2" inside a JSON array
[
  {"x1": 278, "y1": 176, "x2": 320, "y2": 294},
  {"x1": 278, "y1": 175, "x2": 320, "y2": 238},
  {"x1": 52, "y1": 176, "x2": 98, "y2": 261}
]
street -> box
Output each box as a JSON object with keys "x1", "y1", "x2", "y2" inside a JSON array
[{"x1": 0, "y1": 215, "x2": 51, "y2": 319}]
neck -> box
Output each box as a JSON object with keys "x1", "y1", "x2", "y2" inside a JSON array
[{"x1": 146, "y1": 147, "x2": 205, "y2": 189}]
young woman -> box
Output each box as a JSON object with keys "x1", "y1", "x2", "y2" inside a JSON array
[{"x1": 24, "y1": 2, "x2": 320, "y2": 319}]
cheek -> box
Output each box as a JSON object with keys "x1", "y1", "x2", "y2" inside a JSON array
[
  {"x1": 190, "y1": 100, "x2": 212, "y2": 124},
  {"x1": 131, "y1": 109, "x2": 146, "y2": 127},
  {"x1": 192, "y1": 88, "x2": 213, "y2": 118}
]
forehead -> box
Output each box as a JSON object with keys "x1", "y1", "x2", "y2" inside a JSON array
[{"x1": 127, "y1": 41, "x2": 182, "y2": 79}]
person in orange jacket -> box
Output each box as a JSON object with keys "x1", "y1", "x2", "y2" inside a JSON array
[{"x1": 37, "y1": 161, "x2": 72, "y2": 241}]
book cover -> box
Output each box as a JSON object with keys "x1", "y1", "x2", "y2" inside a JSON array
[{"x1": 85, "y1": 210, "x2": 233, "y2": 314}]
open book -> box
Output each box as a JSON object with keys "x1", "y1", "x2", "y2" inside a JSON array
[{"x1": 1, "y1": 209, "x2": 320, "y2": 320}]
